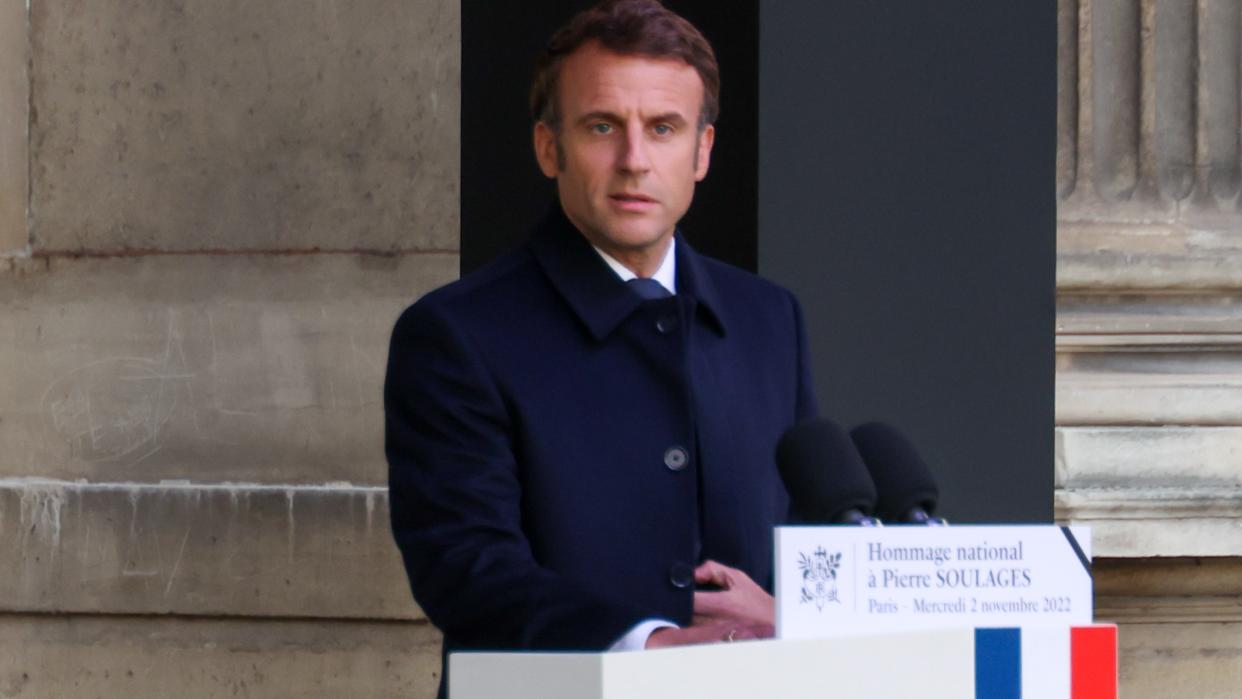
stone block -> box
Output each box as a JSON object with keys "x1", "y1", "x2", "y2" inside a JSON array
[
  {"x1": 1057, "y1": 294, "x2": 1242, "y2": 335},
  {"x1": 1058, "y1": 224, "x2": 1242, "y2": 291},
  {"x1": 1057, "y1": 488, "x2": 1242, "y2": 557},
  {"x1": 1057, "y1": 427, "x2": 1242, "y2": 489},
  {"x1": 1056, "y1": 346, "x2": 1242, "y2": 425},
  {"x1": 1090, "y1": 559, "x2": 1242, "y2": 698},
  {"x1": 0, "y1": 479, "x2": 423, "y2": 620},
  {"x1": 29, "y1": 0, "x2": 459, "y2": 253},
  {"x1": 1096, "y1": 557, "x2": 1242, "y2": 597},
  {"x1": 1116, "y1": 622, "x2": 1242, "y2": 699},
  {"x1": 0, "y1": 613, "x2": 442, "y2": 698},
  {"x1": 0, "y1": 253, "x2": 456, "y2": 483},
  {"x1": 0, "y1": 0, "x2": 27, "y2": 254}
]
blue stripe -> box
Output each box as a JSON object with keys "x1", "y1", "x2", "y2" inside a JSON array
[{"x1": 975, "y1": 628, "x2": 1021, "y2": 699}]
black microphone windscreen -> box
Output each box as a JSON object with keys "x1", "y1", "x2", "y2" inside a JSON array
[
  {"x1": 776, "y1": 418, "x2": 877, "y2": 523},
  {"x1": 850, "y1": 422, "x2": 939, "y2": 520}
]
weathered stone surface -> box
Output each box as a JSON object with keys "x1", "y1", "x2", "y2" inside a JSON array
[
  {"x1": 1115, "y1": 622, "x2": 1242, "y2": 698},
  {"x1": 1054, "y1": 296, "x2": 1242, "y2": 555},
  {"x1": 1059, "y1": 0, "x2": 1242, "y2": 690},
  {"x1": 29, "y1": 0, "x2": 459, "y2": 253},
  {"x1": 1095, "y1": 557, "x2": 1242, "y2": 623},
  {"x1": 1089, "y1": 0, "x2": 1140, "y2": 202},
  {"x1": 0, "y1": 479, "x2": 423, "y2": 620},
  {"x1": 1089, "y1": 558, "x2": 1242, "y2": 697},
  {"x1": 1059, "y1": 1, "x2": 1242, "y2": 291},
  {"x1": 1059, "y1": 223, "x2": 1242, "y2": 290},
  {"x1": 5, "y1": 3, "x2": 461, "y2": 698},
  {"x1": 1055, "y1": 0, "x2": 1076, "y2": 198},
  {"x1": 0, "y1": 253, "x2": 456, "y2": 483},
  {"x1": 1056, "y1": 344, "x2": 1242, "y2": 425},
  {"x1": 1057, "y1": 427, "x2": 1242, "y2": 489},
  {"x1": 1058, "y1": 294, "x2": 1242, "y2": 335},
  {"x1": 1096, "y1": 557, "x2": 1242, "y2": 598},
  {"x1": 0, "y1": 613, "x2": 442, "y2": 698},
  {"x1": 1057, "y1": 488, "x2": 1242, "y2": 557},
  {"x1": 0, "y1": 0, "x2": 27, "y2": 255},
  {"x1": 1061, "y1": 0, "x2": 1242, "y2": 211}
]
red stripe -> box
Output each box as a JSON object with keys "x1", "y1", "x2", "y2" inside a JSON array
[{"x1": 1071, "y1": 626, "x2": 1117, "y2": 699}]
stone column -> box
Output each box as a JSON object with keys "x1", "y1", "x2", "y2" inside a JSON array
[{"x1": 1057, "y1": 1, "x2": 1242, "y2": 696}]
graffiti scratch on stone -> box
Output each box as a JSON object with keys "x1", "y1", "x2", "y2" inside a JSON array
[
  {"x1": 41, "y1": 358, "x2": 178, "y2": 463},
  {"x1": 40, "y1": 311, "x2": 200, "y2": 465},
  {"x1": 165, "y1": 524, "x2": 192, "y2": 598}
]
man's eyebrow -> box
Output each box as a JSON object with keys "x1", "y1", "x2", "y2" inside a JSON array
[
  {"x1": 574, "y1": 111, "x2": 691, "y2": 126},
  {"x1": 576, "y1": 111, "x2": 622, "y2": 126},
  {"x1": 648, "y1": 112, "x2": 689, "y2": 126}
]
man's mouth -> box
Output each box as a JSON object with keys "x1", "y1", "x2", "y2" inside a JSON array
[{"x1": 610, "y1": 193, "x2": 654, "y2": 203}]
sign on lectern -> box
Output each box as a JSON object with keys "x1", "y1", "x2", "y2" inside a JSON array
[{"x1": 775, "y1": 525, "x2": 1093, "y2": 639}]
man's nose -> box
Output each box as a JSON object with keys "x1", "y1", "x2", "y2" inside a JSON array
[{"x1": 619, "y1": 129, "x2": 652, "y2": 174}]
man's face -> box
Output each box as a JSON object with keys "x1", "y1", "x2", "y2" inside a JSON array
[{"x1": 534, "y1": 42, "x2": 714, "y2": 264}]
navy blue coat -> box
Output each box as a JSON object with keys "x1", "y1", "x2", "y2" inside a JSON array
[{"x1": 385, "y1": 206, "x2": 818, "y2": 664}]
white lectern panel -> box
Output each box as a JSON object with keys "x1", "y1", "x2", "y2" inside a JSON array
[{"x1": 450, "y1": 629, "x2": 974, "y2": 699}]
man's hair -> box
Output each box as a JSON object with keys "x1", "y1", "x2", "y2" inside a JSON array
[{"x1": 530, "y1": 0, "x2": 720, "y2": 132}]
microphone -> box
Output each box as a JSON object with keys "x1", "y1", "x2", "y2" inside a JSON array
[
  {"x1": 776, "y1": 418, "x2": 880, "y2": 526},
  {"x1": 850, "y1": 422, "x2": 947, "y2": 525}
]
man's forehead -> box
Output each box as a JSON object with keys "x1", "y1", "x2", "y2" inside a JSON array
[{"x1": 558, "y1": 43, "x2": 703, "y2": 113}]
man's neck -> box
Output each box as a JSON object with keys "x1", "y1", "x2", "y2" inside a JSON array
[
  {"x1": 595, "y1": 237, "x2": 673, "y2": 279},
  {"x1": 594, "y1": 239, "x2": 677, "y2": 294}
]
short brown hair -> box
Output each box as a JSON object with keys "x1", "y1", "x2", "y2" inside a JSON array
[{"x1": 530, "y1": 0, "x2": 720, "y2": 131}]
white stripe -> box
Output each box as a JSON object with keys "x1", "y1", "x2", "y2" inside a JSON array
[{"x1": 1021, "y1": 626, "x2": 1071, "y2": 699}]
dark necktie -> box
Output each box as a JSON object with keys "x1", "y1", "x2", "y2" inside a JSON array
[{"x1": 627, "y1": 277, "x2": 672, "y2": 300}]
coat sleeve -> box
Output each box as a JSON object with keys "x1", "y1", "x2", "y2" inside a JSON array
[{"x1": 385, "y1": 300, "x2": 647, "y2": 650}]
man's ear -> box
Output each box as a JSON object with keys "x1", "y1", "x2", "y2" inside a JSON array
[
  {"x1": 534, "y1": 121, "x2": 560, "y2": 178},
  {"x1": 694, "y1": 124, "x2": 715, "y2": 181}
]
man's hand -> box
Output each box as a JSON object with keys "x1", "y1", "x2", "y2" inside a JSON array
[
  {"x1": 644, "y1": 621, "x2": 771, "y2": 649},
  {"x1": 691, "y1": 560, "x2": 776, "y2": 629},
  {"x1": 643, "y1": 560, "x2": 777, "y2": 649}
]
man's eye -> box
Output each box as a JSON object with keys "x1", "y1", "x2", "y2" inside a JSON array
[
  {"x1": 653, "y1": 124, "x2": 673, "y2": 136},
  {"x1": 591, "y1": 123, "x2": 612, "y2": 134}
]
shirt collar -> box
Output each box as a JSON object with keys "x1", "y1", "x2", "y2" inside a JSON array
[{"x1": 591, "y1": 241, "x2": 677, "y2": 295}]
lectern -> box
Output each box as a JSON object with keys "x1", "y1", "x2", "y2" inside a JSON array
[{"x1": 450, "y1": 625, "x2": 1116, "y2": 698}]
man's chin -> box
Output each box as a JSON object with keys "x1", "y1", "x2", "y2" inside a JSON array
[
  {"x1": 600, "y1": 230, "x2": 673, "y2": 254},
  {"x1": 596, "y1": 219, "x2": 674, "y2": 246}
]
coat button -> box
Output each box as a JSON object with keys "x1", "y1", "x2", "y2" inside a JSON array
[
  {"x1": 656, "y1": 316, "x2": 678, "y2": 334},
  {"x1": 664, "y1": 446, "x2": 689, "y2": 471},
  {"x1": 669, "y1": 562, "x2": 694, "y2": 589}
]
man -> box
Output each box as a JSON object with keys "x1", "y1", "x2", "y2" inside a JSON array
[{"x1": 385, "y1": 0, "x2": 818, "y2": 691}]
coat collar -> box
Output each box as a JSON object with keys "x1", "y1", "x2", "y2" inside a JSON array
[{"x1": 528, "y1": 205, "x2": 728, "y2": 341}]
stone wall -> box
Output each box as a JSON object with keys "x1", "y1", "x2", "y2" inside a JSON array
[
  {"x1": 1, "y1": 1, "x2": 458, "y2": 696},
  {"x1": 1057, "y1": 0, "x2": 1242, "y2": 696}
]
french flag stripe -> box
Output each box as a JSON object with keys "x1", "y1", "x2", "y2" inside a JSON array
[
  {"x1": 975, "y1": 628, "x2": 1021, "y2": 699},
  {"x1": 1022, "y1": 626, "x2": 1071, "y2": 698},
  {"x1": 1071, "y1": 626, "x2": 1118, "y2": 699}
]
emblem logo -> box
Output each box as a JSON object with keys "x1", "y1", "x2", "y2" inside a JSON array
[{"x1": 798, "y1": 547, "x2": 842, "y2": 610}]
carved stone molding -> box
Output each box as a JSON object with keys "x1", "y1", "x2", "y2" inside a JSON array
[
  {"x1": 1055, "y1": 290, "x2": 1242, "y2": 556},
  {"x1": 1059, "y1": 0, "x2": 1242, "y2": 289},
  {"x1": 1094, "y1": 557, "x2": 1242, "y2": 623}
]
